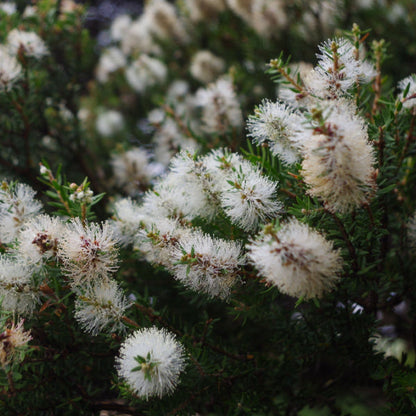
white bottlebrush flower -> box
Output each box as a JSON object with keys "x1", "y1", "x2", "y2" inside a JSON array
[
  {"x1": 121, "y1": 16, "x2": 161, "y2": 56},
  {"x1": 0, "y1": 256, "x2": 39, "y2": 315},
  {"x1": 16, "y1": 214, "x2": 64, "y2": 266},
  {"x1": 247, "y1": 100, "x2": 305, "y2": 165},
  {"x1": 0, "y1": 46, "x2": 22, "y2": 92},
  {"x1": 112, "y1": 198, "x2": 147, "y2": 246},
  {"x1": 0, "y1": 319, "x2": 32, "y2": 368},
  {"x1": 111, "y1": 147, "x2": 164, "y2": 196},
  {"x1": 250, "y1": 0, "x2": 287, "y2": 38},
  {"x1": 110, "y1": 14, "x2": 132, "y2": 41},
  {"x1": 125, "y1": 55, "x2": 167, "y2": 94},
  {"x1": 116, "y1": 326, "x2": 186, "y2": 399},
  {"x1": 95, "y1": 110, "x2": 124, "y2": 137},
  {"x1": 170, "y1": 230, "x2": 244, "y2": 299},
  {"x1": 220, "y1": 163, "x2": 282, "y2": 232},
  {"x1": 0, "y1": 182, "x2": 43, "y2": 244},
  {"x1": 312, "y1": 37, "x2": 375, "y2": 97},
  {"x1": 23, "y1": 5, "x2": 37, "y2": 18},
  {"x1": 96, "y1": 47, "x2": 126, "y2": 83},
  {"x1": 135, "y1": 217, "x2": 191, "y2": 268},
  {"x1": 0, "y1": 2, "x2": 16, "y2": 14},
  {"x1": 144, "y1": 0, "x2": 189, "y2": 44},
  {"x1": 190, "y1": 50, "x2": 226, "y2": 84},
  {"x1": 247, "y1": 219, "x2": 343, "y2": 299},
  {"x1": 184, "y1": 0, "x2": 226, "y2": 22},
  {"x1": 74, "y1": 279, "x2": 131, "y2": 335},
  {"x1": 301, "y1": 101, "x2": 376, "y2": 213},
  {"x1": 195, "y1": 77, "x2": 243, "y2": 134},
  {"x1": 398, "y1": 75, "x2": 416, "y2": 111},
  {"x1": 58, "y1": 218, "x2": 119, "y2": 285},
  {"x1": 142, "y1": 174, "x2": 208, "y2": 222},
  {"x1": 7, "y1": 29, "x2": 49, "y2": 59}
]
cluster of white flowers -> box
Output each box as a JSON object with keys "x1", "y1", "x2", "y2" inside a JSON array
[
  {"x1": 0, "y1": 176, "x2": 130, "y2": 335},
  {"x1": 248, "y1": 37, "x2": 377, "y2": 213},
  {"x1": 112, "y1": 148, "x2": 282, "y2": 298},
  {"x1": 0, "y1": 20, "x2": 49, "y2": 93},
  {"x1": 68, "y1": 183, "x2": 94, "y2": 205}
]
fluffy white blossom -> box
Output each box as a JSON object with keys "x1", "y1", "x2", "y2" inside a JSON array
[
  {"x1": 0, "y1": 182, "x2": 43, "y2": 244},
  {"x1": 219, "y1": 161, "x2": 282, "y2": 232},
  {"x1": 195, "y1": 77, "x2": 243, "y2": 134},
  {"x1": 311, "y1": 37, "x2": 376, "y2": 97},
  {"x1": 170, "y1": 230, "x2": 244, "y2": 299},
  {"x1": 7, "y1": 29, "x2": 49, "y2": 59},
  {"x1": 301, "y1": 101, "x2": 376, "y2": 213},
  {"x1": 190, "y1": 50, "x2": 225, "y2": 84},
  {"x1": 116, "y1": 326, "x2": 186, "y2": 399},
  {"x1": 16, "y1": 214, "x2": 64, "y2": 266},
  {"x1": 96, "y1": 47, "x2": 126, "y2": 83},
  {"x1": 0, "y1": 256, "x2": 39, "y2": 315},
  {"x1": 142, "y1": 175, "x2": 209, "y2": 222},
  {"x1": 125, "y1": 55, "x2": 167, "y2": 94},
  {"x1": 120, "y1": 17, "x2": 161, "y2": 56},
  {"x1": 111, "y1": 148, "x2": 164, "y2": 195},
  {"x1": 0, "y1": 46, "x2": 22, "y2": 92},
  {"x1": 250, "y1": 0, "x2": 287, "y2": 38},
  {"x1": 58, "y1": 219, "x2": 119, "y2": 285},
  {"x1": 112, "y1": 198, "x2": 147, "y2": 246},
  {"x1": 95, "y1": 110, "x2": 124, "y2": 137},
  {"x1": 144, "y1": 0, "x2": 188, "y2": 44},
  {"x1": 0, "y1": 319, "x2": 32, "y2": 368},
  {"x1": 247, "y1": 219, "x2": 343, "y2": 299},
  {"x1": 247, "y1": 100, "x2": 305, "y2": 165},
  {"x1": 135, "y1": 218, "x2": 191, "y2": 268},
  {"x1": 168, "y1": 150, "x2": 221, "y2": 219},
  {"x1": 398, "y1": 74, "x2": 416, "y2": 111},
  {"x1": 74, "y1": 279, "x2": 131, "y2": 335},
  {"x1": 110, "y1": 14, "x2": 132, "y2": 42},
  {"x1": 0, "y1": 2, "x2": 16, "y2": 14}
]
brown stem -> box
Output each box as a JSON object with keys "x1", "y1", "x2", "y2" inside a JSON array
[
  {"x1": 371, "y1": 44, "x2": 383, "y2": 117},
  {"x1": 121, "y1": 316, "x2": 140, "y2": 329}
]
